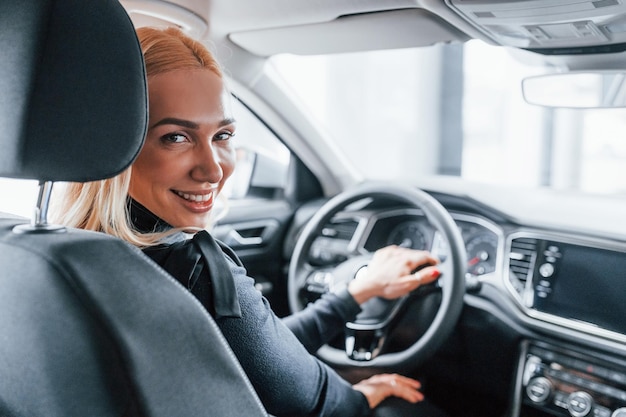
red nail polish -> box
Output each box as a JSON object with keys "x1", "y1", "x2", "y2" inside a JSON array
[{"x1": 431, "y1": 269, "x2": 440, "y2": 278}]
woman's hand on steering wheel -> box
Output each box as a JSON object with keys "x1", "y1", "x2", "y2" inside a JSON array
[{"x1": 347, "y1": 245, "x2": 441, "y2": 305}]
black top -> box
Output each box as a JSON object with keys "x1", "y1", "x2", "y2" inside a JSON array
[{"x1": 129, "y1": 200, "x2": 370, "y2": 416}]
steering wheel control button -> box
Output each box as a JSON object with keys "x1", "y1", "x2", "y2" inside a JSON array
[
  {"x1": 526, "y1": 377, "x2": 552, "y2": 403},
  {"x1": 305, "y1": 272, "x2": 333, "y2": 294},
  {"x1": 612, "y1": 408, "x2": 626, "y2": 417},
  {"x1": 567, "y1": 391, "x2": 593, "y2": 417}
]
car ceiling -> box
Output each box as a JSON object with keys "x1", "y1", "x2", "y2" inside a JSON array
[{"x1": 121, "y1": 0, "x2": 626, "y2": 70}]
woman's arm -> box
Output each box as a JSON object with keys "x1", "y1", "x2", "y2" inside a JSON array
[
  {"x1": 218, "y1": 267, "x2": 371, "y2": 417},
  {"x1": 282, "y1": 245, "x2": 440, "y2": 353},
  {"x1": 282, "y1": 288, "x2": 360, "y2": 353}
]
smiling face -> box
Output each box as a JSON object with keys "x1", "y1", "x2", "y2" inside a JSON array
[{"x1": 129, "y1": 69, "x2": 236, "y2": 229}]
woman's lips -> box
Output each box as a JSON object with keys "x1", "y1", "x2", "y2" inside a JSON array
[
  {"x1": 172, "y1": 189, "x2": 215, "y2": 212},
  {"x1": 174, "y1": 190, "x2": 213, "y2": 202}
]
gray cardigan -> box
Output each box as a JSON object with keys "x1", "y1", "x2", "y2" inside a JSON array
[{"x1": 134, "y1": 204, "x2": 369, "y2": 416}]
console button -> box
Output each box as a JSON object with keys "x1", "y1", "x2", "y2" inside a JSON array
[
  {"x1": 612, "y1": 407, "x2": 626, "y2": 417},
  {"x1": 608, "y1": 371, "x2": 626, "y2": 385},
  {"x1": 527, "y1": 377, "x2": 552, "y2": 404},
  {"x1": 539, "y1": 263, "x2": 555, "y2": 278},
  {"x1": 554, "y1": 391, "x2": 568, "y2": 409},
  {"x1": 567, "y1": 391, "x2": 593, "y2": 417},
  {"x1": 593, "y1": 405, "x2": 610, "y2": 417}
]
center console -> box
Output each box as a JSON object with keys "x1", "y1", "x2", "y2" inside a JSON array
[{"x1": 517, "y1": 341, "x2": 626, "y2": 417}]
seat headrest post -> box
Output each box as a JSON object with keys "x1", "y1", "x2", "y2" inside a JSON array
[{"x1": 13, "y1": 181, "x2": 65, "y2": 234}]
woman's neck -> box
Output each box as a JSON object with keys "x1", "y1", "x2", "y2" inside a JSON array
[{"x1": 128, "y1": 198, "x2": 172, "y2": 233}]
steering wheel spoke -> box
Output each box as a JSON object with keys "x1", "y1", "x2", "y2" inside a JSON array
[
  {"x1": 344, "y1": 295, "x2": 408, "y2": 361},
  {"x1": 345, "y1": 325, "x2": 387, "y2": 361},
  {"x1": 304, "y1": 270, "x2": 333, "y2": 293}
]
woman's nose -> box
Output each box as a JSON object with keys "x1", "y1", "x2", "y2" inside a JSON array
[{"x1": 191, "y1": 143, "x2": 223, "y2": 183}]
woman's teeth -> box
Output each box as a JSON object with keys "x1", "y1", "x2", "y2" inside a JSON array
[{"x1": 175, "y1": 191, "x2": 211, "y2": 202}]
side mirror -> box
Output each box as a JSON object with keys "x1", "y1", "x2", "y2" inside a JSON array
[
  {"x1": 522, "y1": 71, "x2": 626, "y2": 109},
  {"x1": 226, "y1": 147, "x2": 289, "y2": 200}
]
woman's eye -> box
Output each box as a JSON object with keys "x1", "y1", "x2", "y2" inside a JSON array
[
  {"x1": 162, "y1": 133, "x2": 188, "y2": 143},
  {"x1": 215, "y1": 131, "x2": 235, "y2": 142}
]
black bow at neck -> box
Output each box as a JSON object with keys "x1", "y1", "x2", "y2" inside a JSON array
[{"x1": 128, "y1": 198, "x2": 242, "y2": 319}]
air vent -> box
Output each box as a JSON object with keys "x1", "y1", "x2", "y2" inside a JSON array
[
  {"x1": 322, "y1": 219, "x2": 359, "y2": 241},
  {"x1": 508, "y1": 237, "x2": 538, "y2": 296}
]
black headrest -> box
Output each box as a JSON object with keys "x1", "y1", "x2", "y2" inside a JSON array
[{"x1": 0, "y1": 0, "x2": 147, "y2": 182}]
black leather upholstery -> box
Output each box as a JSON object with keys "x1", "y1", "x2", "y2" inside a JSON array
[{"x1": 0, "y1": 0, "x2": 267, "y2": 415}]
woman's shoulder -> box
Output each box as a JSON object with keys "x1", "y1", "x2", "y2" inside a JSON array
[
  {"x1": 215, "y1": 239, "x2": 243, "y2": 267},
  {"x1": 187, "y1": 229, "x2": 244, "y2": 268},
  {"x1": 141, "y1": 230, "x2": 245, "y2": 274}
]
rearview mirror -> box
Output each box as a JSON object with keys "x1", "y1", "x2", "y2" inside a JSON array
[{"x1": 522, "y1": 71, "x2": 626, "y2": 109}]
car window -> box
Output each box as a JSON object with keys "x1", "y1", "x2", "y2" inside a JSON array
[
  {"x1": 223, "y1": 97, "x2": 291, "y2": 200},
  {"x1": 270, "y1": 39, "x2": 626, "y2": 197},
  {"x1": 0, "y1": 179, "x2": 38, "y2": 218}
]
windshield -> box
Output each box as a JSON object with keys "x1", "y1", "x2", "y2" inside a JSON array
[{"x1": 270, "y1": 39, "x2": 626, "y2": 196}]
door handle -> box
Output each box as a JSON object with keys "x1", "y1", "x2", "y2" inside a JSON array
[
  {"x1": 227, "y1": 229, "x2": 263, "y2": 246},
  {"x1": 213, "y1": 219, "x2": 279, "y2": 248}
]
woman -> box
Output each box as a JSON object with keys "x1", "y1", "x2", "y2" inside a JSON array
[{"x1": 53, "y1": 27, "x2": 447, "y2": 417}]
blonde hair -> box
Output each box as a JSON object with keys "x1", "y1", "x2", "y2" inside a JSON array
[{"x1": 52, "y1": 27, "x2": 223, "y2": 247}]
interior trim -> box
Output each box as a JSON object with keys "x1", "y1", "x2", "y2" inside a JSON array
[{"x1": 229, "y1": 8, "x2": 469, "y2": 56}]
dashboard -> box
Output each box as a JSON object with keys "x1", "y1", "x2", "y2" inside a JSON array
[
  {"x1": 309, "y1": 207, "x2": 502, "y2": 279},
  {"x1": 307, "y1": 206, "x2": 505, "y2": 301},
  {"x1": 298, "y1": 194, "x2": 626, "y2": 417},
  {"x1": 306, "y1": 200, "x2": 626, "y2": 347}
]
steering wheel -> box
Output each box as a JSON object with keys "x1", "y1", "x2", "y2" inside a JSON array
[{"x1": 288, "y1": 182, "x2": 466, "y2": 370}]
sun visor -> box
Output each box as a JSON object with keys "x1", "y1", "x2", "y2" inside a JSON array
[{"x1": 228, "y1": 8, "x2": 470, "y2": 56}]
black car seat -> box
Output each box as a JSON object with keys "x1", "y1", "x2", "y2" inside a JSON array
[{"x1": 0, "y1": 0, "x2": 267, "y2": 416}]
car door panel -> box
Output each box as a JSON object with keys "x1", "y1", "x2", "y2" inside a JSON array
[{"x1": 214, "y1": 199, "x2": 294, "y2": 316}]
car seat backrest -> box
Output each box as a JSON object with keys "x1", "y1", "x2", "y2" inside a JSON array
[{"x1": 0, "y1": 0, "x2": 267, "y2": 416}]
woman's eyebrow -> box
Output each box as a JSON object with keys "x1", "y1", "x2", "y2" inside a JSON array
[
  {"x1": 220, "y1": 118, "x2": 236, "y2": 127},
  {"x1": 150, "y1": 117, "x2": 236, "y2": 129},
  {"x1": 151, "y1": 117, "x2": 199, "y2": 129}
]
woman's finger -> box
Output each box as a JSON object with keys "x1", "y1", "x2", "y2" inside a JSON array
[{"x1": 385, "y1": 374, "x2": 424, "y2": 403}]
